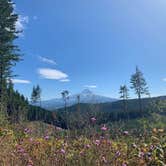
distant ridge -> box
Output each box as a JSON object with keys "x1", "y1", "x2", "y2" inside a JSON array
[{"x1": 35, "y1": 89, "x2": 117, "y2": 110}]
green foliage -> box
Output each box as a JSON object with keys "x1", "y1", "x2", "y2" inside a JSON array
[
  {"x1": 0, "y1": 0, "x2": 20, "y2": 114},
  {"x1": 0, "y1": 111, "x2": 8, "y2": 127},
  {"x1": 31, "y1": 85, "x2": 42, "y2": 105},
  {"x1": 130, "y1": 66, "x2": 149, "y2": 97},
  {"x1": 130, "y1": 66, "x2": 149, "y2": 112},
  {"x1": 119, "y1": 85, "x2": 129, "y2": 112}
]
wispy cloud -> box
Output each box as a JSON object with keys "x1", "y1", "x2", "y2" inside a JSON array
[
  {"x1": 163, "y1": 78, "x2": 166, "y2": 82},
  {"x1": 38, "y1": 68, "x2": 69, "y2": 81},
  {"x1": 60, "y1": 79, "x2": 70, "y2": 82},
  {"x1": 15, "y1": 15, "x2": 29, "y2": 35},
  {"x1": 84, "y1": 85, "x2": 97, "y2": 88},
  {"x1": 11, "y1": 79, "x2": 31, "y2": 84},
  {"x1": 39, "y1": 56, "x2": 56, "y2": 65}
]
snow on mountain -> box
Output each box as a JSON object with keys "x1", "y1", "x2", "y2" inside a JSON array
[{"x1": 36, "y1": 89, "x2": 117, "y2": 110}]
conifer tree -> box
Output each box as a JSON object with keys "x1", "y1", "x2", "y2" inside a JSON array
[
  {"x1": 61, "y1": 90, "x2": 69, "y2": 111},
  {"x1": 31, "y1": 85, "x2": 42, "y2": 106},
  {"x1": 130, "y1": 66, "x2": 149, "y2": 112},
  {"x1": 36, "y1": 85, "x2": 42, "y2": 107},
  {"x1": 119, "y1": 85, "x2": 129, "y2": 112},
  {"x1": 0, "y1": 0, "x2": 20, "y2": 114},
  {"x1": 31, "y1": 86, "x2": 37, "y2": 104}
]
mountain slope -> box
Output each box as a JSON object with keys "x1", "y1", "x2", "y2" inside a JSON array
[
  {"x1": 55, "y1": 95, "x2": 166, "y2": 113},
  {"x1": 38, "y1": 89, "x2": 117, "y2": 110}
]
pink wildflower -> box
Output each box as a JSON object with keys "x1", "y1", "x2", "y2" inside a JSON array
[
  {"x1": 44, "y1": 135, "x2": 49, "y2": 140},
  {"x1": 123, "y1": 131, "x2": 129, "y2": 135},
  {"x1": 115, "y1": 151, "x2": 121, "y2": 157},
  {"x1": 60, "y1": 149, "x2": 65, "y2": 154},
  {"x1": 80, "y1": 150, "x2": 84, "y2": 156},
  {"x1": 122, "y1": 164, "x2": 127, "y2": 166},
  {"x1": 91, "y1": 117, "x2": 96, "y2": 123},
  {"x1": 138, "y1": 151, "x2": 144, "y2": 158},
  {"x1": 29, "y1": 138, "x2": 33, "y2": 142},
  {"x1": 86, "y1": 144, "x2": 91, "y2": 148},
  {"x1": 24, "y1": 128, "x2": 31, "y2": 134},
  {"x1": 101, "y1": 124, "x2": 108, "y2": 131},
  {"x1": 95, "y1": 139, "x2": 100, "y2": 146}
]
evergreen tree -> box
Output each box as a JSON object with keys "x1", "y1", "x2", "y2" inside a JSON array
[
  {"x1": 36, "y1": 84, "x2": 42, "y2": 107},
  {"x1": 30, "y1": 85, "x2": 43, "y2": 121},
  {"x1": 61, "y1": 90, "x2": 69, "y2": 111},
  {"x1": 61, "y1": 90, "x2": 69, "y2": 129},
  {"x1": 31, "y1": 85, "x2": 42, "y2": 106},
  {"x1": 119, "y1": 85, "x2": 129, "y2": 112},
  {"x1": 0, "y1": 0, "x2": 20, "y2": 114},
  {"x1": 31, "y1": 86, "x2": 37, "y2": 104},
  {"x1": 130, "y1": 66, "x2": 149, "y2": 112}
]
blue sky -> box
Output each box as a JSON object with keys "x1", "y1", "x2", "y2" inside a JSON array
[{"x1": 13, "y1": 0, "x2": 166, "y2": 100}]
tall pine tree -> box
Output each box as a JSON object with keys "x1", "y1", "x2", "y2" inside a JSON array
[
  {"x1": 119, "y1": 85, "x2": 129, "y2": 112},
  {"x1": 130, "y1": 66, "x2": 149, "y2": 112},
  {"x1": 31, "y1": 85, "x2": 42, "y2": 106},
  {"x1": 0, "y1": 0, "x2": 20, "y2": 115}
]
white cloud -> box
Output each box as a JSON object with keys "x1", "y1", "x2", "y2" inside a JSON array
[
  {"x1": 84, "y1": 85, "x2": 97, "y2": 88},
  {"x1": 38, "y1": 68, "x2": 69, "y2": 80},
  {"x1": 60, "y1": 79, "x2": 70, "y2": 82},
  {"x1": 163, "y1": 78, "x2": 166, "y2": 82},
  {"x1": 15, "y1": 15, "x2": 29, "y2": 35},
  {"x1": 39, "y1": 56, "x2": 56, "y2": 65},
  {"x1": 11, "y1": 79, "x2": 31, "y2": 84}
]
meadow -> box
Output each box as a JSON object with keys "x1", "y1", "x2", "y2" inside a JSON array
[{"x1": 0, "y1": 113, "x2": 166, "y2": 166}]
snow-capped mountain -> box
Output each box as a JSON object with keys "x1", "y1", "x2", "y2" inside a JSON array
[{"x1": 37, "y1": 89, "x2": 117, "y2": 110}]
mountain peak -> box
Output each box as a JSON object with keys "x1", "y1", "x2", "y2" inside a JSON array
[
  {"x1": 81, "y1": 89, "x2": 93, "y2": 96},
  {"x1": 38, "y1": 89, "x2": 117, "y2": 110}
]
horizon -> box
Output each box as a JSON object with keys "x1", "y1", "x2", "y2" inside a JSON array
[
  {"x1": 12, "y1": 0, "x2": 166, "y2": 100},
  {"x1": 34, "y1": 88, "x2": 165, "y2": 102}
]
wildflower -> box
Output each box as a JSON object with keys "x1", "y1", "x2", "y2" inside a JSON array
[
  {"x1": 115, "y1": 151, "x2": 121, "y2": 157},
  {"x1": 122, "y1": 163, "x2": 127, "y2": 166},
  {"x1": 107, "y1": 140, "x2": 112, "y2": 146},
  {"x1": 24, "y1": 128, "x2": 31, "y2": 134},
  {"x1": 132, "y1": 143, "x2": 137, "y2": 148},
  {"x1": 123, "y1": 131, "x2": 129, "y2": 135},
  {"x1": 95, "y1": 139, "x2": 100, "y2": 146},
  {"x1": 147, "y1": 152, "x2": 151, "y2": 157},
  {"x1": 102, "y1": 156, "x2": 107, "y2": 163},
  {"x1": 85, "y1": 144, "x2": 91, "y2": 148},
  {"x1": 29, "y1": 138, "x2": 33, "y2": 142},
  {"x1": 138, "y1": 151, "x2": 144, "y2": 158},
  {"x1": 91, "y1": 117, "x2": 96, "y2": 123},
  {"x1": 23, "y1": 153, "x2": 28, "y2": 157},
  {"x1": 101, "y1": 125, "x2": 108, "y2": 131},
  {"x1": 79, "y1": 150, "x2": 84, "y2": 156},
  {"x1": 17, "y1": 146, "x2": 25, "y2": 154},
  {"x1": 44, "y1": 135, "x2": 49, "y2": 140},
  {"x1": 150, "y1": 145, "x2": 155, "y2": 151},
  {"x1": 60, "y1": 149, "x2": 65, "y2": 154}
]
